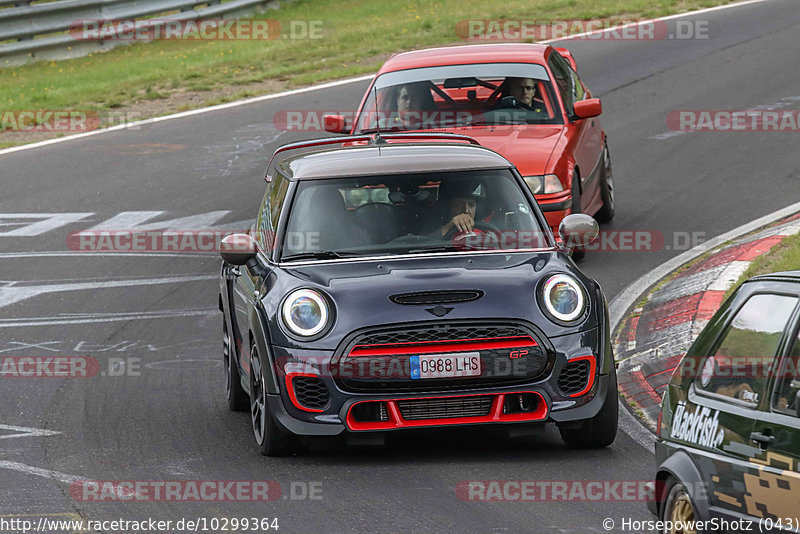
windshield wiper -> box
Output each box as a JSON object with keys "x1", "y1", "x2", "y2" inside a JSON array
[
  {"x1": 405, "y1": 246, "x2": 462, "y2": 254},
  {"x1": 281, "y1": 250, "x2": 358, "y2": 262}
]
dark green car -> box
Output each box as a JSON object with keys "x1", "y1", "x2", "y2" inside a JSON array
[{"x1": 650, "y1": 272, "x2": 800, "y2": 533}]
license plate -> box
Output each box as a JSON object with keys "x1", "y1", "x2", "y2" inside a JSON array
[{"x1": 409, "y1": 352, "x2": 481, "y2": 379}]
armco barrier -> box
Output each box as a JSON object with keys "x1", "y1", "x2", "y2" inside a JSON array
[{"x1": 0, "y1": 0, "x2": 280, "y2": 66}]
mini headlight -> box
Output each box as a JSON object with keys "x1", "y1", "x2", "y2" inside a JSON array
[
  {"x1": 541, "y1": 274, "x2": 585, "y2": 323},
  {"x1": 281, "y1": 289, "x2": 329, "y2": 337},
  {"x1": 524, "y1": 174, "x2": 564, "y2": 195}
]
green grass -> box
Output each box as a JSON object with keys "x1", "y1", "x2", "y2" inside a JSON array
[
  {"x1": 1, "y1": 0, "x2": 736, "y2": 119},
  {"x1": 726, "y1": 231, "x2": 800, "y2": 298}
]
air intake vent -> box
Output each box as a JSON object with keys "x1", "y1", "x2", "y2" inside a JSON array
[
  {"x1": 291, "y1": 376, "x2": 330, "y2": 410},
  {"x1": 396, "y1": 396, "x2": 493, "y2": 420},
  {"x1": 558, "y1": 360, "x2": 591, "y2": 396},
  {"x1": 390, "y1": 290, "x2": 484, "y2": 305}
]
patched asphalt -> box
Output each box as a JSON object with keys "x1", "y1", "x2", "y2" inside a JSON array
[{"x1": 2, "y1": 1, "x2": 800, "y2": 531}]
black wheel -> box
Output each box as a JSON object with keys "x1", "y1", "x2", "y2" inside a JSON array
[
  {"x1": 660, "y1": 479, "x2": 701, "y2": 534},
  {"x1": 569, "y1": 172, "x2": 586, "y2": 261},
  {"x1": 559, "y1": 367, "x2": 618, "y2": 448},
  {"x1": 223, "y1": 318, "x2": 248, "y2": 411},
  {"x1": 249, "y1": 344, "x2": 297, "y2": 457},
  {"x1": 594, "y1": 142, "x2": 615, "y2": 223}
]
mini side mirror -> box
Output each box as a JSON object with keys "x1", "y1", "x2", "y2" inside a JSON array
[
  {"x1": 573, "y1": 98, "x2": 602, "y2": 120},
  {"x1": 219, "y1": 233, "x2": 258, "y2": 266},
  {"x1": 324, "y1": 114, "x2": 348, "y2": 133},
  {"x1": 558, "y1": 214, "x2": 599, "y2": 248}
]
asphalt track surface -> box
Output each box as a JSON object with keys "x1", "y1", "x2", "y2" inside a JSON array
[{"x1": 2, "y1": 1, "x2": 800, "y2": 532}]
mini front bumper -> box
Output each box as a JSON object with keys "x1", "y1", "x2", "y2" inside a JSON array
[{"x1": 267, "y1": 371, "x2": 616, "y2": 437}]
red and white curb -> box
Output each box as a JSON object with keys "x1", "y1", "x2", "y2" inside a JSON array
[{"x1": 613, "y1": 212, "x2": 800, "y2": 431}]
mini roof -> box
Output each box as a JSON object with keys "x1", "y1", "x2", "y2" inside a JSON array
[{"x1": 275, "y1": 143, "x2": 513, "y2": 180}]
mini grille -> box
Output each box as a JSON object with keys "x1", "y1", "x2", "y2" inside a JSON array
[
  {"x1": 396, "y1": 396, "x2": 493, "y2": 420},
  {"x1": 338, "y1": 322, "x2": 551, "y2": 393},
  {"x1": 558, "y1": 360, "x2": 591, "y2": 395},
  {"x1": 356, "y1": 324, "x2": 529, "y2": 346},
  {"x1": 291, "y1": 376, "x2": 329, "y2": 410}
]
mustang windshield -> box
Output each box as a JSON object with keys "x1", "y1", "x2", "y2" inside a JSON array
[
  {"x1": 280, "y1": 169, "x2": 551, "y2": 261},
  {"x1": 353, "y1": 63, "x2": 563, "y2": 133}
]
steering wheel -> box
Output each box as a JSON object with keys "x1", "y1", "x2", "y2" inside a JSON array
[
  {"x1": 493, "y1": 95, "x2": 518, "y2": 109},
  {"x1": 444, "y1": 220, "x2": 503, "y2": 246}
]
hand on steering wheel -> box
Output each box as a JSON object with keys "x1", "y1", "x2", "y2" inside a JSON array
[{"x1": 444, "y1": 220, "x2": 503, "y2": 246}]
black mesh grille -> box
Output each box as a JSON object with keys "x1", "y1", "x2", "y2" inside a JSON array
[
  {"x1": 558, "y1": 360, "x2": 591, "y2": 395},
  {"x1": 337, "y1": 322, "x2": 551, "y2": 393},
  {"x1": 396, "y1": 396, "x2": 493, "y2": 420},
  {"x1": 291, "y1": 376, "x2": 330, "y2": 410},
  {"x1": 356, "y1": 324, "x2": 529, "y2": 346}
]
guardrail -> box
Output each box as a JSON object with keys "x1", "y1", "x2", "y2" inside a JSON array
[{"x1": 0, "y1": 0, "x2": 280, "y2": 66}]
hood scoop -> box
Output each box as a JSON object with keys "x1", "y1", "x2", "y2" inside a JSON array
[{"x1": 389, "y1": 290, "x2": 484, "y2": 306}]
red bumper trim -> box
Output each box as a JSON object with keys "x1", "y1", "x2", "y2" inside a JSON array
[
  {"x1": 345, "y1": 390, "x2": 548, "y2": 431},
  {"x1": 349, "y1": 336, "x2": 537, "y2": 357},
  {"x1": 566, "y1": 355, "x2": 597, "y2": 398},
  {"x1": 286, "y1": 372, "x2": 325, "y2": 413}
]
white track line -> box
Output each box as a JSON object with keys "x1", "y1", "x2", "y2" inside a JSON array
[
  {"x1": 541, "y1": 0, "x2": 767, "y2": 43},
  {"x1": 0, "y1": 461, "x2": 83, "y2": 484},
  {"x1": 0, "y1": 424, "x2": 61, "y2": 440},
  {"x1": 0, "y1": 74, "x2": 374, "y2": 156},
  {"x1": 0, "y1": 0, "x2": 769, "y2": 157}
]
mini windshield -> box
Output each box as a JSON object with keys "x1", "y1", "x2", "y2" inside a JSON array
[
  {"x1": 280, "y1": 169, "x2": 551, "y2": 261},
  {"x1": 353, "y1": 63, "x2": 563, "y2": 133}
]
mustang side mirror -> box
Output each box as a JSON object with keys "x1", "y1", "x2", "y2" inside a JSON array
[
  {"x1": 558, "y1": 214, "x2": 599, "y2": 249},
  {"x1": 324, "y1": 114, "x2": 349, "y2": 133},
  {"x1": 219, "y1": 233, "x2": 259, "y2": 267},
  {"x1": 573, "y1": 98, "x2": 602, "y2": 120}
]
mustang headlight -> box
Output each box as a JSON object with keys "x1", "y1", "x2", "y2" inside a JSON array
[
  {"x1": 524, "y1": 174, "x2": 564, "y2": 195},
  {"x1": 281, "y1": 289, "x2": 330, "y2": 337},
  {"x1": 541, "y1": 274, "x2": 586, "y2": 323}
]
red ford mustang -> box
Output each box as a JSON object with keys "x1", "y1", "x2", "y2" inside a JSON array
[{"x1": 325, "y1": 43, "x2": 615, "y2": 234}]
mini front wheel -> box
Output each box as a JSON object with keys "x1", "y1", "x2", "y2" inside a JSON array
[{"x1": 250, "y1": 344, "x2": 297, "y2": 457}]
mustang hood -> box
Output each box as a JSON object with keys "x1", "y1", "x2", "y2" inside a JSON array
[{"x1": 264, "y1": 252, "x2": 599, "y2": 349}]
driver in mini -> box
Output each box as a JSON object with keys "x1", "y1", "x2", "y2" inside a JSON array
[{"x1": 435, "y1": 181, "x2": 483, "y2": 238}]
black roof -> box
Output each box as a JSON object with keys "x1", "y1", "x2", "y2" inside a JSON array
[{"x1": 274, "y1": 143, "x2": 512, "y2": 180}]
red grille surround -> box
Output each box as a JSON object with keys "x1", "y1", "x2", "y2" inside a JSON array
[
  {"x1": 345, "y1": 390, "x2": 548, "y2": 431},
  {"x1": 348, "y1": 335, "x2": 537, "y2": 357}
]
